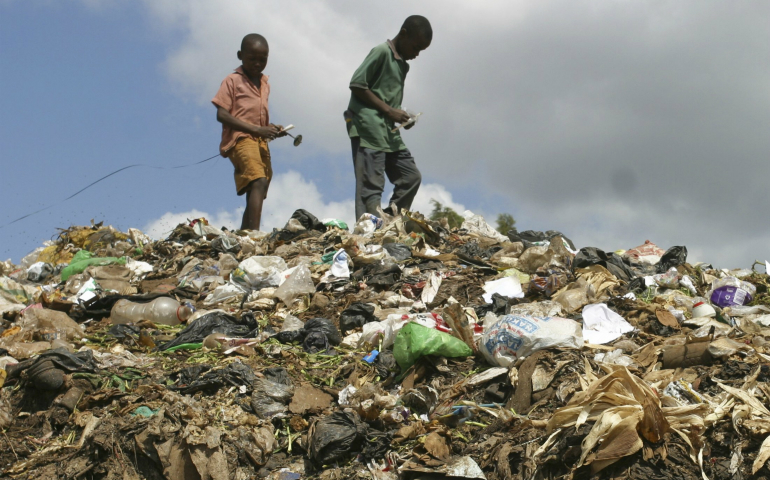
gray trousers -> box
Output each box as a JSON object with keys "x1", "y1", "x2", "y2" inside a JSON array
[{"x1": 351, "y1": 137, "x2": 422, "y2": 219}]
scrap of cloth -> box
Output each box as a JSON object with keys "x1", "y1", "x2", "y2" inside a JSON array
[
  {"x1": 346, "y1": 40, "x2": 409, "y2": 153},
  {"x1": 212, "y1": 66, "x2": 271, "y2": 156},
  {"x1": 227, "y1": 137, "x2": 272, "y2": 196}
]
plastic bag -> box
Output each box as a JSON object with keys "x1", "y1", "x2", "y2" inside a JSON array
[
  {"x1": 169, "y1": 362, "x2": 258, "y2": 395},
  {"x1": 623, "y1": 240, "x2": 665, "y2": 265},
  {"x1": 330, "y1": 249, "x2": 350, "y2": 278},
  {"x1": 479, "y1": 315, "x2": 583, "y2": 367},
  {"x1": 274, "y1": 264, "x2": 315, "y2": 305},
  {"x1": 353, "y1": 214, "x2": 383, "y2": 235},
  {"x1": 160, "y1": 311, "x2": 257, "y2": 351},
  {"x1": 290, "y1": 209, "x2": 325, "y2": 231},
  {"x1": 482, "y1": 277, "x2": 524, "y2": 303},
  {"x1": 27, "y1": 262, "x2": 54, "y2": 282},
  {"x1": 573, "y1": 247, "x2": 636, "y2": 282},
  {"x1": 304, "y1": 318, "x2": 342, "y2": 345},
  {"x1": 251, "y1": 367, "x2": 294, "y2": 418},
  {"x1": 656, "y1": 246, "x2": 688, "y2": 273},
  {"x1": 382, "y1": 243, "x2": 412, "y2": 261},
  {"x1": 281, "y1": 314, "x2": 305, "y2": 332},
  {"x1": 309, "y1": 411, "x2": 368, "y2": 466},
  {"x1": 339, "y1": 303, "x2": 377, "y2": 335},
  {"x1": 652, "y1": 267, "x2": 680, "y2": 289},
  {"x1": 393, "y1": 322, "x2": 473, "y2": 370},
  {"x1": 323, "y1": 219, "x2": 349, "y2": 230},
  {"x1": 16, "y1": 308, "x2": 84, "y2": 342},
  {"x1": 210, "y1": 235, "x2": 241, "y2": 255},
  {"x1": 709, "y1": 276, "x2": 756, "y2": 307},
  {"x1": 461, "y1": 211, "x2": 509, "y2": 243},
  {"x1": 231, "y1": 256, "x2": 288, "y2": 291},
  {"x1": 581, "y1": 303, "x2": 634, "y2": 344},
  {"x1": 60, "y1": 250, "x2": 127, "y2": 281}
]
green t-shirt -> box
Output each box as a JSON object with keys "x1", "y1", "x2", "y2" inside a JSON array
[{"x1": 346, "y1": 41, "x2": 410, "y2": 153}]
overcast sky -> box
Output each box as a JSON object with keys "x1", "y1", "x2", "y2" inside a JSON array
[{"x1": 1, "y1": 0, "x2": 768, "y2": 269}]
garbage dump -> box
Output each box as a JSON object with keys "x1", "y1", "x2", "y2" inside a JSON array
[{"x1": 2, "y1": 216, "x2": 770, "y2": 479}]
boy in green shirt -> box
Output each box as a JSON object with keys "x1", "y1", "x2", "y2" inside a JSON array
[{"x1": 345, "y1": 15, "x2": 432, "y2": 219}]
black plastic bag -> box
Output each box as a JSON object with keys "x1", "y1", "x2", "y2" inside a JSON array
[
  {"x1": 353, "y1": 259, "x2": 403, "y2": 287},
  {"x1": 309, "y1": 411, "x2": 368, "y2": 466},
  {"x1": 339, "y1": 303, "x2": 376, "y2": 335},
  {"x1": 7, "y1": 348, "x2": 99, "y2": 380},
  {"x1": 457, "y1": 241, "x2": 501, "y2": 260},
  {"x1": 250, "y1": 367, "x2": 294, "y2": 418},
  {"x1": 657, "y1": 246, "x2": 688, "y2": 273},
  {"x1": 374, "y1": 350, "x2": 398, "y2": 379},
  {"x1": 290, "y1": 209, "x2": 325, "y2": 231},
  {"x1": 382, "y1": 243, "x2": 412, "y2": 261},
  {"x1": 263, "y1": 367, "x2": 292, "y2": 386},
  {"x1": 573, "y1": 247, "x2": 637, "y2": 282},
  {"x1": 107, "y1": 324, "x2": 140, "y2": 341},
  {"x1": 159, "y1": 311, "x2": 257, "y2": 351},
  {"x1": 303, "y1": 331, "x2": 331, "y2": 354},
  {"x1": 508, "y1": 229, "x2": 576, "y2": 251},
  {"x1": 304, "y1": 318, "x2": 342, "y2": 345},
  {"x1": 169, "y1": 362, "x2": 258, "y2": 395},
  {"x1": 272, "y1": 329, "x2": 307, "y2": 344},
  {"x1": 360, "y1": 430, "x2": 392, "y2": 463},
  {"x1": 210, "y1": 235, "x2": 241, "y2": 254}
]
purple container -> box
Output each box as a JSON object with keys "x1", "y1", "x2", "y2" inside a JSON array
[{"x1": 710, "y1": 286, "x2": 752, "y2": 307}]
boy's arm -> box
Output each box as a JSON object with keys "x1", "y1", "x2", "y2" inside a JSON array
[
  {"x1": 215, "y1": 106, "x2": 279, "y2": 139},
  {"x1": 350, "y1": 88, "x2": 410, "y2": 124}
]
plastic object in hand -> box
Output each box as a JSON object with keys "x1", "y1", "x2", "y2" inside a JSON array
[{"x1": 110, "y1": 297, "x2": 193, "y2": 326}]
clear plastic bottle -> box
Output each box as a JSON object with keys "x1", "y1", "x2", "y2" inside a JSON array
[{"x1": 110, "y1": 297, "x2": 193, "y2": 326}]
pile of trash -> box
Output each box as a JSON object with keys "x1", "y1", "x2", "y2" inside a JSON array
[{"x1": 2, "y1": 210, "x2": 770, "y2": 479}]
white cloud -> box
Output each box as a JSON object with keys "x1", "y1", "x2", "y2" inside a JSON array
[
  {"x1": 412, "y1": 183, "x2": 466, "y2": 219},
  {"x1": 138, "y1": 1, "x2": 770, "y2": 268},
  {"x1": 143, "y1": 208, "x2": 244, "y2": 239}
]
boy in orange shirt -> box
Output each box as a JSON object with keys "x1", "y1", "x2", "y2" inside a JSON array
[{"x1": 212, "y1": 33, "x2": 286, "y2": 231}]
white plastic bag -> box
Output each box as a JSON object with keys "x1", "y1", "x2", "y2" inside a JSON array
[
  {"x1": 461, "y1": 211, "x2": 509, "y2": 243},
  {"x1": 274, "y1": 264, "x2": 315, "y2": 305},
  {"x1": 479, "y1": 315, "x2": 583, "y2": 367},
  {"x1": 482, "y1": 277, "x2": 524, "y2": 303},
  {"x1": 330, "y1": 249, "x2": 350, "y2": 278},
  {"x1": 581, "y1": 303, "x2": 635, "y2": 344},
  {"x1": 231, "y1": 256, "x2": 287, "y2": 291}
]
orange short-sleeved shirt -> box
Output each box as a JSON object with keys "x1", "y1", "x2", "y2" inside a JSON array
[{"x1": 212, "y1": 66, "x2": 270, "y2": 155}]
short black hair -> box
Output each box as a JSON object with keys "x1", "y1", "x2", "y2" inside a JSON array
[
  {"x1": 241, "y1": 33, "x2": 268, "y2": 51},
  {"x1": 402, "y1": 15, "x2": 432, "y2": 42}
]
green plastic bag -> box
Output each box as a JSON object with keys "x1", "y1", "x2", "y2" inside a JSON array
[
  {"x1": 324, "y1": 219, "x2": 349, "y2": 230},
  {"x1": 393, "y1": 323, "x2": 473, "y2": 371},
  {"x1": 60, "y1": 250, "x2": 126, "y2": 281}
]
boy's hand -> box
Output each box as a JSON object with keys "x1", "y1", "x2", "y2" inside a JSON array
[
  {"x1": 274, "y1": 125, "x2": 288, "y2": 138},
  {"x1": 252, "y1": 125, "x2": 280, "y2": 139},
  {"x1": 385, "y1": 107, "x2": 411, "y2": 125},
  {"x1": 404, "y1": 121, "x2": 415, "y2": 130}
]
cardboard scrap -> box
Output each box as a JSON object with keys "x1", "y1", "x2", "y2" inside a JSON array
[{"x1": 289, "y1": 385, "x2": 333, "y2": 414}]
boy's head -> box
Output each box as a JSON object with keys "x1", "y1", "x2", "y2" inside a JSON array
[
  {"x1": 238, "y1": 34, "x2": 269, "y2": 78},
  {"x1": 395, "y1": 15, "x2": 432, "y2": 61}
]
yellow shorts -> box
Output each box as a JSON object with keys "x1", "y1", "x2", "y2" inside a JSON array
[{"x1": 226, "y1": 137, "x2": 272, "y2": 196}]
